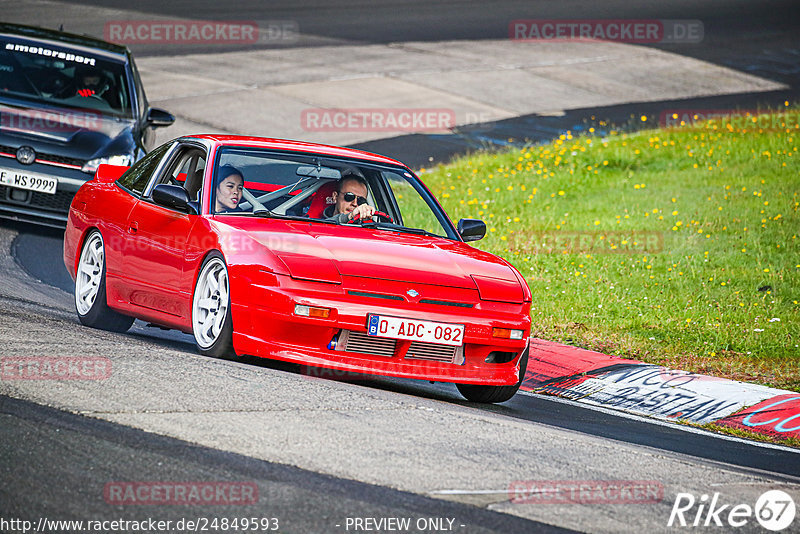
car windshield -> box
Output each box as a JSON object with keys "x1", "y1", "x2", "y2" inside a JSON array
[
  {"x1": 212, "y1": 147, "x2": 457, "y2": 239},
  {"x1": 0, "y1": 37, "x2": 133, "y2": 118}
]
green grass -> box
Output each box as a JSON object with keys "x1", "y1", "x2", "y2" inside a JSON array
[{"x1": 420, "y1": 106, "x2": 800, "y2": 391}]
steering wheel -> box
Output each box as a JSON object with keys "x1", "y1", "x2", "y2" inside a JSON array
[
  {"x1": 372, "y1": 211, "x2": 394, "y2": 223},
  {"x1": 355, "y1": 210, "x2": 394, "y2": 224}
]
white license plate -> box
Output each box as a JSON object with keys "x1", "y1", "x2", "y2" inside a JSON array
[
  {"x1": 367, "y1": 314, "x2": 465, "y2": 346},
  {"x1": 0, "y1": 167, "x2": 57, "y2": 195}
]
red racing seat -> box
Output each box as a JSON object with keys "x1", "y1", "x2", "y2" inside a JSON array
[{"x1": 305, "y1": 180, "x2": 338, "y2": 218}]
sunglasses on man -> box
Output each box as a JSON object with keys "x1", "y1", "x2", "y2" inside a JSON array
[{"x1": 341, "y1": 191, "x2": 368, "y2": 205}]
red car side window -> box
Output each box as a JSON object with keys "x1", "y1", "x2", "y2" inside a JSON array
[{"x1": 116, "y1": 142, "x2": 170, "y2": 196}]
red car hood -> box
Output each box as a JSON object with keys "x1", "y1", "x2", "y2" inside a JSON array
[{"x1": 239, "y1": 220, "x2": 520, "y2": 290}]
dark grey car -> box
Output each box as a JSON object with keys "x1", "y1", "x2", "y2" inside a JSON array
[{"x1": 0, "y1": 23, "x2": 174, "y2": 227}]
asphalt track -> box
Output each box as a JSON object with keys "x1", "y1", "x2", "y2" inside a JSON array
[
  {"x1": 24, "y1": 0, "x2": 800, "y2": 167},
  {"x1": 5, "y1": 0, "x2": 800, "y2": 166},
  {"x1": 3, "y1": 1, "x2": 800, "y2": 532},
  {"x1": 1, "y1": 396, "x2": 568, "y2": 533},
  {"x1": 4, "y1": 220, "x2": 800, "y2": 534},
  {"x1": 7, "y1": 222, "x2": 800, "y2": 476},
  {"x1": 56, "y1": 0, "x2": 800, "y2": 59}
]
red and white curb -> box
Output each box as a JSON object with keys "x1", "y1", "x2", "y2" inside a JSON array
[{"x1": 522, "y1": 339, "x2": 800, "y2": 440}]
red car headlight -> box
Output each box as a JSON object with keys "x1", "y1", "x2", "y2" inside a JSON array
[
  {"x1": 471, "y1": 275, "x2": 524, "y2": 303},
  {"x1": 279, "y1": 254, "x2": 341, "y2": 284}
]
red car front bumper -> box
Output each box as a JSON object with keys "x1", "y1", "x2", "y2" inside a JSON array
[{"x1": 230, "y1": 272, "x2": 530, "y2": 386}]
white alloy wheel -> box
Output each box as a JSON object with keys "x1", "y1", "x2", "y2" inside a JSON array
[
  {"x1": 75, "y1": 231, "x2": 104, "y2": 316},
  {"x1": 192, "y1": 257, "x2": 230, "y2": 349}
]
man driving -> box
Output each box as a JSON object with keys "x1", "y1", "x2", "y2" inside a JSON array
[
  {"x1": 323, "y1": 171, "x2": 377, "y2": 223},
  {"x1": 71, "y1": 66, "x2": 110, "y2": 98}
]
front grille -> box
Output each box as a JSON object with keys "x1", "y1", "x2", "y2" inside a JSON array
[
  {"x1": 406, "y1": 342, "x2": 464, "y2": 364},
  {"x1": 338, "y1": 330, "x2": 396, "y2": 357},
  {"x1": 0, "y1": 185, "x2": 74, "y2": 213},
  {"x1": 0, "y1": 144, "x2": 86, "y2": 167},
  {"x1": 335, "y1": 329, "x2": 464, "y2": 364}
]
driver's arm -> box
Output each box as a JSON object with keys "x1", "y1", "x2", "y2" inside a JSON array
[{"x1": 327, "y1": 203, "x2": 376, "y2": 223}]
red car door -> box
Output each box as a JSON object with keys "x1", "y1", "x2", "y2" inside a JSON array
[
  {"x1": 100, "y1": 142, "x2": 174, "y2": 313},
  {"x1": 116, "y1": 143, "x2": 207, "y2": 326},
  {"x1": 121, "y1": 200, "x2": 197, "y2": 321},
  {"x1": 95, "y1": 185, "x2": 139, "y2": 310}
]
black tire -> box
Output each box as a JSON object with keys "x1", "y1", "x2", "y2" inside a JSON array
[
  {"x1": 191, "y1": 252, "x2": 235, "y2": 359},
  {"x1": 74, "y1": 230, "x2": 135, "y2": 333},
  {"x1": 456, "y1": 345, "x2": 529, "y2": 403}
]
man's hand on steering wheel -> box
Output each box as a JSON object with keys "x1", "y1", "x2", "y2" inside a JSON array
[
  {"x1": 366, "y1": 210, "x2": 394, "y2": 223},
  {"x1": 348, "y1": 204, "x2": 394, "y2": 224}
]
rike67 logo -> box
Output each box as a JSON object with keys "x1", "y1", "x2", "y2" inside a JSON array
[{"x1": 668, "y1": 490, "x2": 795, "y2": 531}]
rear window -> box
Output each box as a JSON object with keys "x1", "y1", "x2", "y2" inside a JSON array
[{"x1": 0, "y1": 38, "x2": 133, "y2": 118}]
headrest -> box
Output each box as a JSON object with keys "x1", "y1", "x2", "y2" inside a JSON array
[
  {"x1": 306, "y1": 180, "x2": 339, "y2": 218},
  {"x1": 185, "y1": 168, "x2": 204, "y2": 200}
]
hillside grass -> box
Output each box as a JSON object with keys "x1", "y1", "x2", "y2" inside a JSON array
[{"x1": 420, "y1": 106, "x2": 799, "y2": 391}]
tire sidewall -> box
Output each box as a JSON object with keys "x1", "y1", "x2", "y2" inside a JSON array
[
  {"x1": 192, "y1": 251, "x2": 235, "y2": 357},
  {"x1": 457, "y1": 343, "x2": 529, "y2": 403},
  {"x1": 73, "y1": 229, "x2": 134, "y2": 333},
  {"x1": 75, "y1": 230, "x2": 106, "y2": 322}
]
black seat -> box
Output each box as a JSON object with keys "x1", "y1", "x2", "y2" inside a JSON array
[{"x1": 184, "y1": 168, "x2": 204, "y2": 201}]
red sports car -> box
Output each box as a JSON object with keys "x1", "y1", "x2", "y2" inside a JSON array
[{"x1": 63, "y1": 135, "x2": 531, "y2": 402}]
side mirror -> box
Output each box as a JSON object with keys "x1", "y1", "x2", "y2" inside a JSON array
[
  {"x1": 146, "y1": 107, "x2": 175, "y2": 128},
  {"x1": 152, "y1": 184, "x2": 196, "y2": 214},
  {"x1": 457, "y1": 218, "x2": 486, "y2": 242}
]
